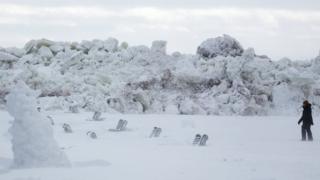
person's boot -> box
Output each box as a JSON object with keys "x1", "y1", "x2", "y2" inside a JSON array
[
  {"x1": 307, "y1": 128, "x2": 313, "y2": 141},
  {"x1": 301, "y1": 127, "x2": 306, "y2": 141}
]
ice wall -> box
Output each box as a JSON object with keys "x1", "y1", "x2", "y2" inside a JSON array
[{"x1": 1, "y1": 35, "x2": 319, "y2": 115}]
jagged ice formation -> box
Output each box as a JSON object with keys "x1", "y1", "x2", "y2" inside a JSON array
[{"x1": 1, "y1": 35, "x2": 320, "y2": 115}]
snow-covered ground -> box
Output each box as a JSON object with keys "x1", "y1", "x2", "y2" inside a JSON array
[{"x1": 1, "y1": 110, "x2": 319, "y2": 180}]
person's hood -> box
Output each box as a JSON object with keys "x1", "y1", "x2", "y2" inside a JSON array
[{"x1": 303, "y1": 103, "x2": 311, "y2": 109}]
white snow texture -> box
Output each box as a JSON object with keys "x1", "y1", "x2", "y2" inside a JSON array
[
  {"x1": 1, "y1": 34, "x2": 320, "y2": 115},
  {"x1": 5, "y1": 81, "x2": 70, "y2": 168}
]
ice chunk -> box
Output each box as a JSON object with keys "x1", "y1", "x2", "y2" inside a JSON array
[
  {"x1": 103, "y1": 38, "x2": 119, "y2": 52},
  {"x1": 38, "y1": 46, "x2": 54, "y2": 59},
  {"x1": 0, "y1": 51, "x2": 18, "y2": 62},
  {"x1": 151, "y1": 40, "x2": 167, "y2": 54},
  {"x1": 50, "y1": 44, "x2": 64, "y2": 53},
  {"x1": 4, "y1": 47, "x2": 25, "y2": 58},
  {"x1": 197, "y1": 34, "x2": 244, "y2": 58}
]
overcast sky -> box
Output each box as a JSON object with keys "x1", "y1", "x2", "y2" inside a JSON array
[{"x1": 1, "y1": 0, "x2": 320, "y2": 60}]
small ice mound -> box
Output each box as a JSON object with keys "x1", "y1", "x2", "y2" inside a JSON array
[
  {"x1": 6, "y1": 81, "x2": 71, "y2": 168},
  {"x1": 149, "y1": 127, "x2": 162, "y2": 138},
  {"x1": 192, "y1": 134, "x2": 209, "y2": 146},
  {"x1": 47, "y1": 116, "x2": 54, "y2": 125},
  {"x1": 109, "y1": 119, "x2": 128, "y2": 132},
  {"x1": 92, "y1": 111, "x2": 105, "y2": 121},
  {"x1": 199, "y1": 134, "x2": 209, "y2": 146},
  {"x1": 193, "y1": 134, "x2": 201, "y2": 145},
  {"x1": 87, "y1": 131, "x2": 97, "y2": 139},
  {"x1": 69, "y1": 105, "x2": 79, "y2": 113},
  {"x1": 63, "y1": 123, "x2": 73, "y2": 133},
  {"x1": 197, "y1": 34, "x2": 244, "y2": 58}
]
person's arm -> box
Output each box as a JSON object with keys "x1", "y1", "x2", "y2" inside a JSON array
[
  {"x1": 298, "y1": 109, "x2": 304, "y2": 124},
  {"x1": 311, "y1": 109, "x2": 314, "y2": 125}
]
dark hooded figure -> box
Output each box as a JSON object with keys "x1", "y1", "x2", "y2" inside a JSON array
[{"x1": 298, "y1": 100, "x2": 314, "y2": 141}]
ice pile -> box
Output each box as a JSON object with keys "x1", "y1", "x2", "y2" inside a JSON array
[
  {"x1": 1, "y1": 35, "x2": 320, "y2": 115},
  {"x1": 6, "y1": 81, "x2": 70, "y2": 168}
]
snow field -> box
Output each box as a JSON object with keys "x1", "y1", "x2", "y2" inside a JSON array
[{"x1": 1, "y1": 111, "x2": 320, "y2": 180}]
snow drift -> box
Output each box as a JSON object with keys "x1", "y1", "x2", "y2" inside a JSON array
[
  {"x1": 5, "y1": 81, "x2": 70, "y2": 168},
  {"x1": 1, "y1": 35, "x2": 320, "y2": 115}
]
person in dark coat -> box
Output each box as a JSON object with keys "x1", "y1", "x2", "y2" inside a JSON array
[{"x1": 298, "y1": 100, "x2": 314, "y2": 141}]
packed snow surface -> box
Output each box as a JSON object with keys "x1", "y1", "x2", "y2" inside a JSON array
[
  {"x1": 1, "y1": 35, "x2": 320, "y2": 115},
  {"x1": 0, "y1": 110, "x2": 319, "y2": 180}
]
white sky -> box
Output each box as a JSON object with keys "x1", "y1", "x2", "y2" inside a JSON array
[{"x1": 0, "y1": 0, "x2": 320, "y2": 60}]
